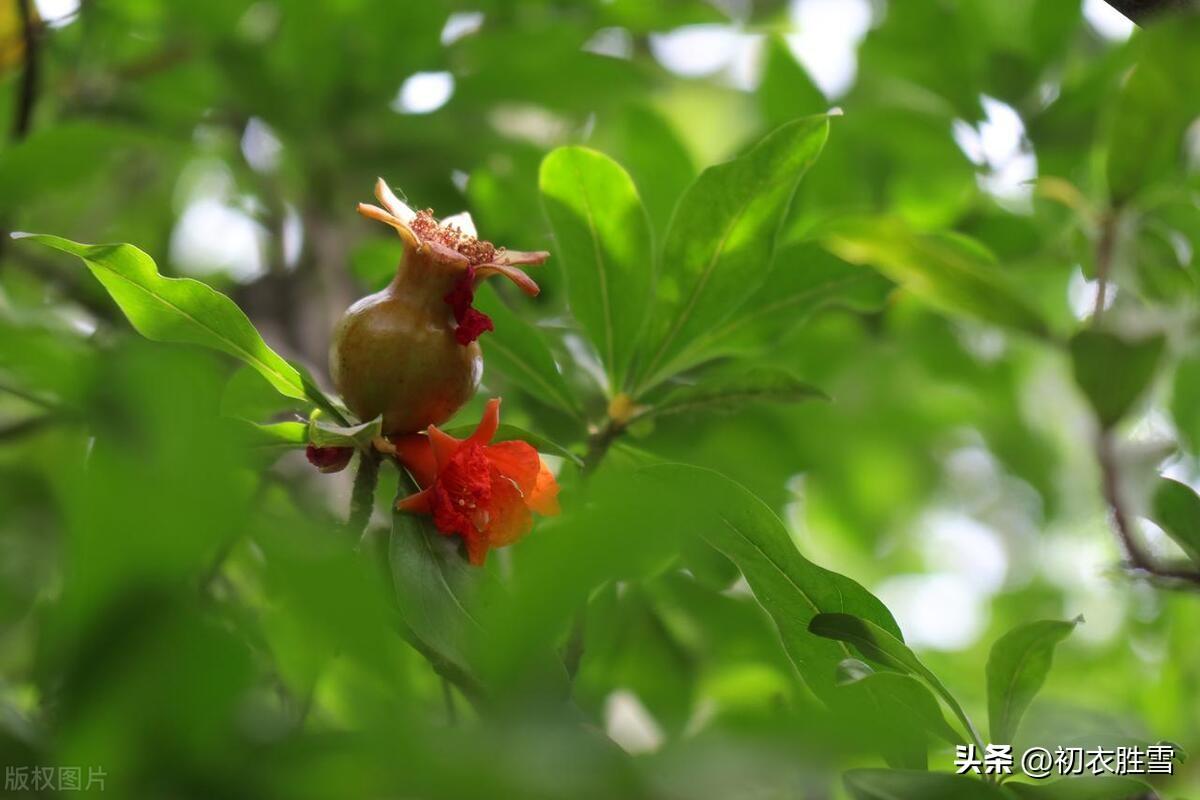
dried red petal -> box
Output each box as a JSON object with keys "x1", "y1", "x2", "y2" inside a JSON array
[
  {"x1": 443, "y1": 266, "x2": 477, "y2": 320},
  {"x1": 443, "y1": 265, "x2": 495, "y2": 345},
  {"x1": 306, "y1": 444, "x2": 353, "y2": 473},
  {"x1": 454, "y1": 307, "x2": 494, "y2": 345}
]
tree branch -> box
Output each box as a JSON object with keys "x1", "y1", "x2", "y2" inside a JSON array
[
  {"x1": 11, "y1": 0, "x2": 39, "y2": 142},
  {"x1": 1096, "y1": 432, "x2": 1200, "y2": 590},
  {"x1": 1102, "y1": 0, "x2": 1198, "y2": 22},
  {"x1": 0, "y1": 0, "x2": 41, "y2": 272},
  {"x1": 1086, "y1": 203, "x2": 1200, "y2": 590}
]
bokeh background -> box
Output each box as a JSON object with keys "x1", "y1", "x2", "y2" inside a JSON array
[{"x1": 2, "y1": 0, "x2": 1199, "y2": 797}]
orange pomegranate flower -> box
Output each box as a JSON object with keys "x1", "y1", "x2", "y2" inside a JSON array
[{"x1": 390, "y1": 398, "x2": 560, "y2": 565}]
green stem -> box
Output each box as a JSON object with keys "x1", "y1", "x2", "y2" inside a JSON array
[
  {"x1": 348, "y1": 449, "x2": 381, "y2": 542},
  {"x1": 0, "y1": 414, "x2": 58, "y2": 441},
  {"x1": 441, "y1": 677, "x2": 458, "y2": 726},
  {"x1": 580, "y1": 418, "x2": 623, "y2": 476},
  {"x1": 561, "y1": 417, "x2": 625, "y2": 679}
]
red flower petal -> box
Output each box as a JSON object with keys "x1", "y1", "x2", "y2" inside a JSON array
[
  {"x1": 396, "y1": 487, "x2": 433, "y2": 514},
  {"x1": 484, "y1": 440, "x2": 540, "y2": 495},
  {"x1": 527, "y1": 460, "x2": 561, "y2": 517},
  {"x1": 389, "y1": 396, "x2": 559, "y2": 566},
  {"x1": 484, "y1": 470, "x2": 534, "y2": 549},
  {"x1": 428, "y1": 442, "x2": 492, "y2": 540},
  {"x1": 468, "y1": 398, "x2": 502, "y2": 447},
  {"x1": 389, "y1": 433, "x2": 439, "y2": 487},
  {"x1": 464, "y1": 530, "x2": 491, "y2": 566},
  {"x1": 427, "y1": 425, "x2": 462, "y2": 471}
]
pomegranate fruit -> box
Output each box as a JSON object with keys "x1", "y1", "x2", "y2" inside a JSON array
[{"x1": 331, "y1": 179, "x2": 548, "y2": 435}]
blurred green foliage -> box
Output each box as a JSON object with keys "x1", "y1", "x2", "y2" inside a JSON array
[{"x1": 3, "y1": 1, "x2": 1200, "y2": 798}]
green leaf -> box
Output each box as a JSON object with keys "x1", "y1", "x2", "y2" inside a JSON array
[
  {"x1": 636, "y1": 116, "x2": 831, "y2": 391},
  {"x1": 539, "y1": 146, "x2": 654, "y2": 392},
  {"x1": 18, "y1": 234, "x2": 312, "y2": 405},
  {"x1": 823, "y1": 218, "x2": 1050, "y2": 337},
  {"x1": 684, "y1": 241, "x2": 891, "y2": 358},
  {"x1": 838, "y1": 666, "x2": 964, "y2": 747},
  {"x1": 1148, "y1": 478, "x2": 1200, "y2": 564},
  {"x1": 234, "y1": 420, "x2": 309, "y2": 451},
  {"x1": 390, "y1": 488, "x2": 493, "y2": 702},
  {"x1": 1068, "y1": 330, "x2": 1164, "y2": 429},
  {"x1": 1170, "y1": 349, "x2": 1200, "y2": 452},
  {"x1": 1007, "y1": 776, "x2": 1155, "y2": 800},
  {"x1": 834, "y1": 663, "x2": 964, "y2": 770},
  {"x1": 308, "y1": 413, "x2": 382, "y2": 450},
  {"x1": 986, "y1": 616, "x2": 1081, "y2": 746},
  {"x1": 637, "y1": 464, "x2": 901, "y2": 702},
  {"x1": 472, "y1": 285, "x2": 582, "y2": 419},
  {"x1": 1106, "y1": 18, "x2": 1200, "y2": 203},
  {"x1": 809, "y1": 612, "x2": 982, "y2": 748},
  {"x1": 649, "y1": 367, "x2": 826, "y2": 419},
  {"x1": 844, "y1": 769, "x2": 1011, "y2": 800},
  {"x1": 443, "y1": 422, "x2": 582, "y2": 467}
]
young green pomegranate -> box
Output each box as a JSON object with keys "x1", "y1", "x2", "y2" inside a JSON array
[{"x1": 332, "y1": 179, "x2": 548, "y2": 435}]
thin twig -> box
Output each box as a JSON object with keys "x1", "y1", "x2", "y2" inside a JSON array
[
  {"x1": 11, "y1": 0, "x2": 39, "y2": 142},
  {"x1": 0, "y1": 0, "x2": 41, "y2": 271},
  {"x1": 1086, "y1": 207, "x2": 1200, "y2": 590},
  {"x1": 1102, "y1": 0, "x2": 1195, "y2": 23},
  {"x1": 1096, "y1": 433, "x2": 1200, "y2": 589}
]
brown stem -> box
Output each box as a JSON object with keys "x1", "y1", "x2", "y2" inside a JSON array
[
  {"x1": 1096, "y1": 432, "x2": 1200, "y2": 589},
  {"x1": 11, "y1": 0, "x2": 39, "y2": 142},
  {"x1": 1102, "y1": 0, "x2": 1195, "y2": 23},
  {"x1": 1086, "y1": 207, "x2": 1200, "y2": 590},
  {"x1": 0, "y1": 0, "x2": 41, "y2": 271}
]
